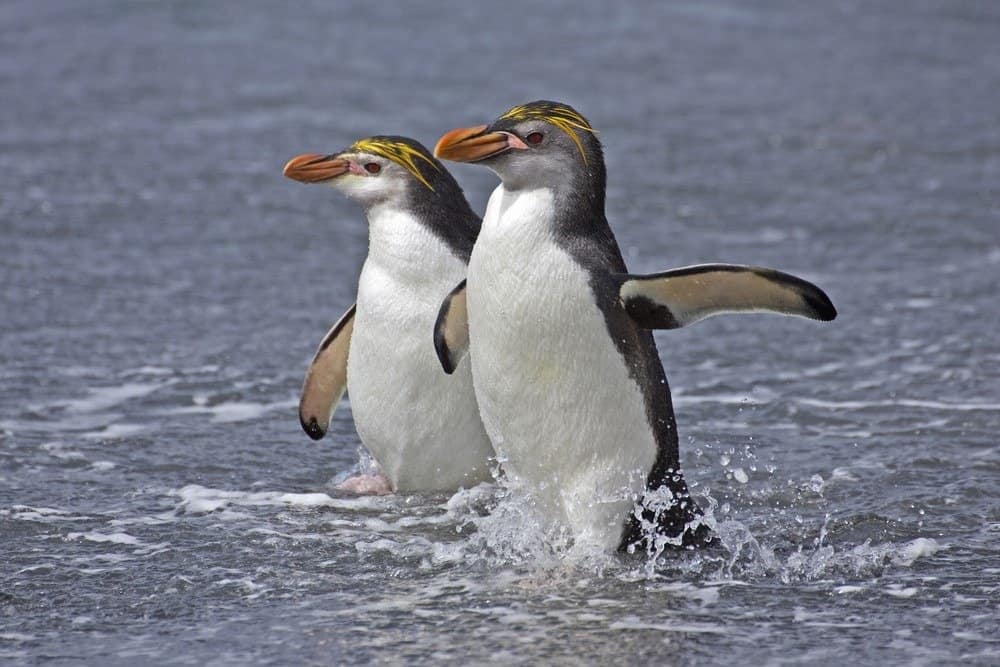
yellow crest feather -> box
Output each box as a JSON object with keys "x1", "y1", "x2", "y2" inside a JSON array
[
  {"x1": 499, "y1": 102, "x2": 596, "y2": 164},
  {"x1": 349, "y1": 137, "x2": 440, "y2": 191}
]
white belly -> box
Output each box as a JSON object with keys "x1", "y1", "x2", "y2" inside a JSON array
[
  {"x1": 345, "y1": 207, "x2": 494, "y2": 492},
  {"x1": 466, "y1": 186, "x2": 657, "y2": 551}
]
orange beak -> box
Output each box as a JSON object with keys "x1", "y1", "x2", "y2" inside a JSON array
[
  {"x1": 283, "y1": 153, "x2": 350, "y2": 183},
  {"x1": 434, "y1": 125, "x2": 523, "y2": 162}
]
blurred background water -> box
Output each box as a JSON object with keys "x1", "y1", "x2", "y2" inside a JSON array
[{"x1": 2, "y1": 0, "x2": 999, "y2": 664}]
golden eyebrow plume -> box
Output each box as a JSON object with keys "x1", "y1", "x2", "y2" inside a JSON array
[
  {"x1": 350, "y1": 137, "x2": 441, "y2": 191},
  {"x1": 499, "y1": 103, "x2": 596, "y2": 164}
]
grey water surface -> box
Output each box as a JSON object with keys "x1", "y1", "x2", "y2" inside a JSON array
[{"x1": 2, "y1": 1, "x2": 999, "y2": 664}]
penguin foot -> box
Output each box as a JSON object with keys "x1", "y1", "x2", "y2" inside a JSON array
[
  {"x1": 678, "y1": 520, "x2": 714, "y2": 549},
  {"x1": 336, "y1": 473, "x2": 392, "y2": 495},
  {"x1": 618, "y1": 484, "x2": 715, "y2": 554},
  {"x1": 618, "y1": 518, "x2": 714, "y2": 555}
]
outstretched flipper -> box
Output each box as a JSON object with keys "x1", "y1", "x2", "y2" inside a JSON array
[
  {"x1": 299, "y1": 304, "x2": 356, "y2": 440},
  {"x1": 433, "y1": 280, "x2": 469, "y2": 375},
  {"x1": 616, "y1": 264, "x2": 836, "y2": 329}
]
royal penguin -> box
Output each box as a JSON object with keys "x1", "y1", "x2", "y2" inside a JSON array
[
  {"x1": 284, "y1": 136, "x2": 495, "y2": 493},
  {"x1": 433, "y1": 102, "x2": 836, "y2": 551}
]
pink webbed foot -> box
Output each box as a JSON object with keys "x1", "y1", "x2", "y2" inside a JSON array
[{"x1": 336, "y1": 473, "x2": 393, "y2": 495}]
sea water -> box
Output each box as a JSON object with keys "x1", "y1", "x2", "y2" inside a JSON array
[{"x1": 2, "y1": 1, "x2": 998, "y2": 663}]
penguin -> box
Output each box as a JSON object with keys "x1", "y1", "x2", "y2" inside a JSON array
[
  {"x1": 432, "y1": 102, "x2": 836, "y2": 552},
  {"x1": 283, "y1": 135, "x2": 495, "y2": 493}
]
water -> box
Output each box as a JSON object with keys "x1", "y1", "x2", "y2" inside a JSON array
[{"x1": 2, "y1": 0, "x2": 999, "y2": 663}]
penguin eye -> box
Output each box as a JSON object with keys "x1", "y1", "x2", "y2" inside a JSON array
[
  {"x1": 526, "y1": 132, "x2": 544, "y2": 145},
  {"x1": 364, "y1": 162, "x2": 381, "y2": 174}
]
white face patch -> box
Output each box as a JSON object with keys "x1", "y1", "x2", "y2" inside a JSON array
[
  {"x1": 327, "y1": 153, "x2": 410, "y2": 208},
  {"x1": 486, "y1": 120, "x2": 591, "y2": 192},
  {"x1": 488, "y1": 142, "x2": 581, "y2": 193}
]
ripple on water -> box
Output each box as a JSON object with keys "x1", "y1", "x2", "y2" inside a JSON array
[{"x1": 4, "y1": 2, "x2": 999, "y2": 660}]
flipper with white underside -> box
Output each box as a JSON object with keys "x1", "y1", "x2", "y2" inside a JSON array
[
  {"x1": 299, "y1": 303, "x2": 355, "y2": 440},
  {"x1": 617, "y1": 264, "x2": 836, "y2": 329}
]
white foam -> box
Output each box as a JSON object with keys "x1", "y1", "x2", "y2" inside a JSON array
[
  {"x1": 702, "y1": 514, "x2": 946, "y2": 584},
  {"x1": 2, "y1": 506, "x2": 88, "y2": 522},
  {"x1": 78, "y1": 567, "x2": 128, "y2": 575},
  {"x1": 608, "y1": 615, "x2": 727, "y2": 634},
  {"x1": 82, "y1": 423, "x2": 145, "y2": 439},
  {"x1": 124, "y1": 366, "x2": 174, "y2": 376},
  {"x1": 211, "y1": 510, "x2": 254, "y2": 522},
  {"x1": 67, "y1": 531, "x2": 141, "y2": 545},
  {"x1": 209, "y1": 401, "x2": 284, "y2": 423},
  {"x1": 796, "y1": 397, "x2": 1000, "y2": 412},
  {"x1": 771, "y1": 359, "x2": 848, "y2": 381},
  {"x1": 791, "y1": 607, "x2": 867, "y2": 628},
  {"x1": 891, "y1": 538, "x2": 942, "y2": 566},
  {"x1": 830, "y1": 467, "x2": 860, "y2": 483},
  {"x1": 673, "y1": 392, "x2": 769, "y2": 407},
  {"x1": 171, "y1": 484, "x2": 387, "y2": 515},
  {"x1": 133, "y1": 542, "x2": 172, "y2": 556},
  {"x1": 175, "y1": 487, "x2": 233, "y2": 513},
  {"x1": 2, "y1": 412, "x2": 118, "y2": 435},
  {"x1": 109, "y1": 512, "x2": 176, "y2": 527},
  {"x1": 835, "y1": 585, "x2": 866, "y2": 594},
  {"x1": 276, "y1": 492, "x2": 339, "y2": 507},
  {"x1": 649, "y1": 582, "x2": 722, "y2": 606},
  {"x1": 246, "y1": 528, "x2": 323, "y2": 541},
  {"x1": 903, "y1": 298, "x2": 935, "y2": 309},
  {"x1": 71, "y1": 553, "x2": 132, "y2": 565},
  {"x1": 10, "y1": 505, "x2": 71, "y2": 515},
  {"x1": 355, "y1": 537, "x2": 437, "y2": 561},
  {"x1": 60, "y1": 382, "x2": 171, "y2": 413},
  {"x1": 446, "y1": 480, "x2": 586, "y2": 568},
  {"x1": 164, "y1": 398, "x2": 297, "y2": 423},
  {"x1": 40, "y1": 442, "x2": 87, "y2": 461},
  {"x1": 491, "y1": 609, "x2": 537, "y2": 625},
  {"x1": 884, "y1": 586, "x2": 919, "y2": 598},
  {"x1": 444, "y1": 482, "x2": 497, "y2": 513},
  {"x1": 212, "y1": 578, "x2": 265, "y2": 597}
]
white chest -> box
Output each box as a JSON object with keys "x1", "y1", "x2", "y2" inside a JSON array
[
  {"x1": 465, "y1": 186, "x2": 657, "y2": 551},
  {"x1": 352, "y1": 208, "x2": 458, "y2": 365},
  {"x1": 346, "y1": 206, "x2": 492, "y2": 491}
]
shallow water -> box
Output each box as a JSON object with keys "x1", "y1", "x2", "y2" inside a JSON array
[{"x1": 2, "y1": 0, "x2": 999, "y2": 664}]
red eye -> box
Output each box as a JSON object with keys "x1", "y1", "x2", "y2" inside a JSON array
[
  {"x1": 526, "y1": 132, "x2": 544, "y2": 145},
  {"x1": 364, "y1": 162, "x2": 381, "y2": 174}
]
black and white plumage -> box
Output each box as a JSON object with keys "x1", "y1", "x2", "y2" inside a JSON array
[
  {"x1": 284, "y1": 136, "x2": 495, "y2": 492},
  {"x1": 434, "y1": 102, "x2": 835, "y2": 552}
]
